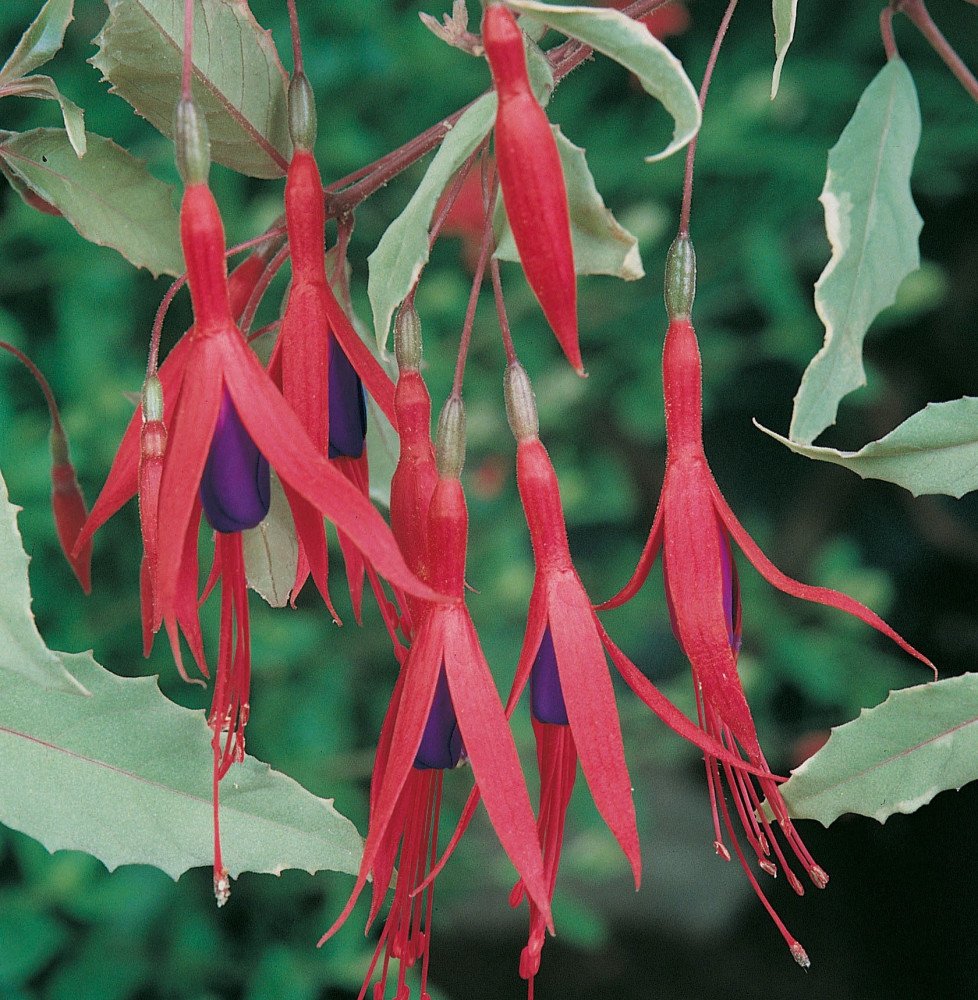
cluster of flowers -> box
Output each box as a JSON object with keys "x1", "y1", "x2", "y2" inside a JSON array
[{"x1": 19, "y1": 4, "x2": 930, "y2": 998}]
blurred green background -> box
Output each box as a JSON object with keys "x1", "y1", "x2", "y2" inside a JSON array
[{"x1": 1, "y1": 0, "x2": 977, "y2": 997}]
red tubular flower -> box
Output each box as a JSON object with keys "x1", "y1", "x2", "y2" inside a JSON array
[
  {"x1": 0, "y1": 340, "x2": 91, "y2": 592},
  {"x1": 321, "y1": 397, "x2": 550, "y2": 1000},
  {"x1": 600, "y1": 235, "x2": 934, "y2": 965},
  {"x1": 482, "y1": 4, "x2": 581, "y2": 374}
]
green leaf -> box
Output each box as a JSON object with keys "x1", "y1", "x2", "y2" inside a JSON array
[
  {"x1": 789, "y1": 59, "x2": 922, "y2": 444},
  {"x1": 0, "y1": 472, "x2": 362, "y2": 883},
  {"x1": 0, "y1": 0, "x2": 74, "y2": 84},
  {"x1": 503, "y1": 0, "x2": 700, "y2": 162},
  {"x1": 0, "y1": 128, "x2": 182, "y2": 276},
  {"x1": 91, "y1": 0, "x2": 291, "y2": 179},
  {"x1": 769, "y1": 674, "x2": 978, "y2": 827},
  {"x1": 756, "y1": 396, "x2": 978, "y2": 498},
  {"x1": 0, "y1": 75, "x2": 86, "y2": 156},
  {"x1": 770, "y1": 0, "x2": 797, "y2": 99},
  {"x1": 495, "y1": 126, "x2": 643, "y2": 281},
  {"x1": 0, "y1": 472, "x2": 87, "y2": 694},
  {"x1": 367, "y1": 94, "x2": 496, "y2": 352},
  {"x1": 243, "y1": 473, "x2": 298, "y2": 609}
]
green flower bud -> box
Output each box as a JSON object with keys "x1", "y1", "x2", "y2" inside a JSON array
[
  {"x1": 664, "y1": 234, "x2": 696, "y2": 319},
  {"x1": 435, "y1": 396, "x2": 466, "y2": 479}
]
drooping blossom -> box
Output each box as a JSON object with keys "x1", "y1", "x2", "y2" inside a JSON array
[
  {"x1": 321, "y1": 393, "x2": 550, "y2": 1000},
  {"x1": 483, "y1": 4, "x2": 581, "y2": 374},
  {"x1": 600, "y1": 234, "x2": 935, "y2": 965}
]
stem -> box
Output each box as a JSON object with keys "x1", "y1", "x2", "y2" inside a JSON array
[
  {"x1": 678, "y1": 0, "x2": 740, "y2": 236},
  {"x1": 491, "y1": 260, "x2": 516, "y2": 365},
  {"x1": 286, "y1": 0, "x2": 303, "y2": 75},
  {"x1": 880, "y1": 5, "x2": 899, "y2": 61},
  {"x1": 331, "y1": 214, "x2": 354, "y2": 311},
  {"x1": 0, "y1": 341, "x2": 64, "y2": 436},
  {"x1": 238, "y1": 241, "x2": 290, "y2": 335},
  {"x1": 181, "y1": 0, "x2": 194, "y2": 103},
  {"x1": 900, "y1": 0, "x2": 978, "y2": 103}
]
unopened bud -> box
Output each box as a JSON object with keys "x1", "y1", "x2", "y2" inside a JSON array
[
  {"x1": 394, "y1": 303, "x2": 423, "y2": 372},
  {"x1": 435, "y1": 396, "x2": 466, "y2": 479},
  {"x1": 504, "y1": 361, "x2": 538, "y2": 442},
  {"x1": 288, "y1": 72, "x2": 317, "y2": 151},
  {"x1": 664, "y1": 233, "x2": 696, "y2": 319},
  {"x1": 141, "y1": 374, "x2": 164, "y2": 424},
  {"x1": 175, "y1": 97, "x2": 210, "y2": 186}
]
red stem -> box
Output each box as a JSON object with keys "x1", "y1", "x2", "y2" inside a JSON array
[
  {"x1": 881, "y1": 5, "x2": 899, "y2": 61},
  {"x1": 679, "y1": 0, "x2": 740, "y2": 236},
  {"x1": 899, "y1": 0, "x2": 978, "y2": 103},
  {"x1": 0, "y1": 340, "x2": 64, "y2": 436}
]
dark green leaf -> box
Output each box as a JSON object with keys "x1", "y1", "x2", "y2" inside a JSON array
[
  {"x1": 0, "y1": 0, "x2": 74, "y2": 84},
  {"x1": 0, "y1": 128, "x2": 182, "y2": 276}
]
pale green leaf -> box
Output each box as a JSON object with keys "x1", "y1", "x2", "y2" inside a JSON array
[
  {"x1": 0, "y1": 472, "x2": 361, "y2": 882},
  {"x1": 91, "y1": 0, "x2": 291, "y2": 179},
  {"x1": 790, "y1": 59, "x2": 922, "y2": 444},
  {"x1": 757, "y1": 396, "x2": 978, "y2": 498},
  {"x1": 0, "y1": 0, "x2": 74, "y2": 84},
  {"x1": 0, "y1": 75, "x2": 86, "y2": 156},
  {"x1": 0, "y1": 128, "x2": 182, "y2": 276},
  {"x1": 242, "y1": 473, "x2": 297, "y2": 609},
  {"x1": 770, "y1": 0, "x2": 797, "y2": 99},
  {"x1": 368, "y1": 94, "x2": 496, "y2": 352},
  {"x1": 0, "y1": 472, "x2": 87, "y2": 694},
  {"x1": 769, "y1": 675, "x2": 978, "y2": 827},
  {"x1": 504, "y1": 0, "x2": 700, "y2": 162},
  {"x1": 495, "y1": 126, "x2": 643, "y2": 280}
]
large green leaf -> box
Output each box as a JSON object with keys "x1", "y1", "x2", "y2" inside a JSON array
[
  {"x1": 770, "y1": 0, "x2": 797, "y2": 99},
  {"x1": 0, "y1": 473, "x2": 87, "y2": 694},
  {"x1": 0, "y1": 75, "x2": 86, "y2": 156},
  {"x1": 756, "y1": 396, "x2": 978, "y2": 498},
  {"x1": 0, "y1": 128, "x2": 182, "y2": 276},
  {"x1": 368, "y1": 94, "x2": 496, "y2": 352},
  {"x1": 0, "y1": 0, "x2": 74, "y2": 84},
  {"x1": 495, "y1": 126, "x2": 643, "y2": 281},
  {"x1": 0, "y1": 473, "x2": 362, "y2": 883},
  {"x1": 770, "y1": 675, "x2": 978, "y2": 827},
  {"x1": 789, "y1": 59, "x2": 922, "y2": 444},
  {"x1": 91, "y1": 0, "x2": 291, "y2": 179},
  {"x1": 504, "y1": 0, "x2": 700, "y2": 162}
]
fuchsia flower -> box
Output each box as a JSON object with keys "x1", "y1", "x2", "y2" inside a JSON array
[
  {"x1": 600, "y1": 235, "x2": 935, "y2": 964},
  {"x1": 321, "y1": 389, "x2": 549, "y2": 1000}
]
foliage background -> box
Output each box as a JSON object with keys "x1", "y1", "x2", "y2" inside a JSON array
[{"x1": 0, "y1": 0, "x2": 976, "y2": 997}]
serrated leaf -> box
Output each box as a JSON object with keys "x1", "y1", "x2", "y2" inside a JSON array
[
  {"x1": 757, "y1": 397, "x2": 978, "y2": 499},
  {"x1": 768, "y1": 675, "x2": 978, "y2": 827},
  {"x1": 368, "y1": 94, "x2": 496, "y2": 352},
  {"x1": 504, "y1": 0, "x2": 700, "y2": 162},
  {"x1": 0, "y1": 472, "x2": 87, "y2": 694},
  {"x1": 495, "y1": 126, "x2": 643, "y2": 280},
  {"x1": 242, "y1": 473, "x2": 298, "y2": 609},
  {"x1": 0, "y1": 128, "x2": 181, "y2": 276},
  {"x1": 0, "y1": 75, "x2": 86, "y2": 156},
  {"x1": 0, "y1": 472, "x2": 362, "y2": 880},
  {"x1": 0, "y1": 0, "x2": 74, "y2": 84},
  {"x1": 91, "y1": 0, "x2": 291, "y2": 179},
  {"x1": 770, "y1": 0, "x2": 797, "y2": 99},
  {"x1": 790, "y1": 59, "x2": 922, "y2": 444}
]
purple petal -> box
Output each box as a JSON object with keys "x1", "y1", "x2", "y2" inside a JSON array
[
  {"x1": 414, "y1": 665, "x2": 465, "y2": 770},
  {"x1": 328, "y1": 334, "x2": 367, "y2": 459},
  {"x1": 530, "y1": 625, "x2": 569, "y2": 725},
  {"x1": 200, "y1": 388, "x2": 271, "y2": 533}
]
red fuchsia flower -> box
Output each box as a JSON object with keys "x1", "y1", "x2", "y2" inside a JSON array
[
  {"x1": 482, "y1": 4, "x2": 581, "y2": 375},
  {"x1": 269, "y1": 73, "x2": 403, "y2": 636},
  {"x1": 599, "y1": 235, "x2": 935, "y2": 965},
  {"x1": 495, "y1": 359, "x2": 771, "y2": 991},
  {"x1": 0, "y1": 340, "x2": 91, "y2": 592},
  {"x1": 321, "y1": 396, "x2": 550, "y2": 1000}
]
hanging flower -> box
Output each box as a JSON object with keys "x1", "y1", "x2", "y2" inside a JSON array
[
  {"x1": 599, "y1": 234, "x2": 935, "y2": 965},
  {"x1": 321, "y1": 396, "x2": 550, "y2": 1000}
]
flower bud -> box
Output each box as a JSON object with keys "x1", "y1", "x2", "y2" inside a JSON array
[
  {"x1": 664, "y1": 233, "x2": 696, "y2": 319},
  {"x1": 435, "y1": 396, "x2": 466, "y2": 479},
  {"x1": 504, "y1": 360, "x2": 538, "y2": 442},
  {"x1": 394, "y1": 302, "x2": 423, "y2": 372},
  {"x1": 175, "y1": 97, "x2": 210, "y2": 186},
  {"x1": 141, "y1": 373, "x2": 165, "y2": 424},
  {"x1": 288, "y1": 72, "x2": 318, "y2": 152}
]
